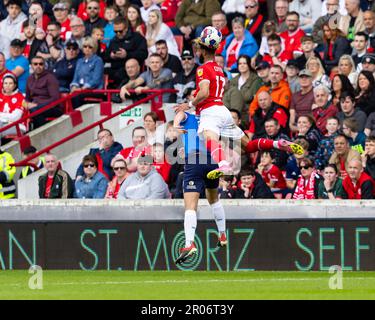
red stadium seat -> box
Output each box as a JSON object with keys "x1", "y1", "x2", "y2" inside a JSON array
[{"x1": 174, "y1": 35, "x2": 183, "y2": 55}]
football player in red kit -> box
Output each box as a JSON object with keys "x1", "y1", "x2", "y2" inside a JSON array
[{"x1": 175, "y1": 26, "x2": 304, "y2": 180}]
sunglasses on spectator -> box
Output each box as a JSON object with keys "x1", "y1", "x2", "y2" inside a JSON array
[
  {"x1": 114, "y1": 29, "x2": 125, "y2": 34},
  {"x1": 66, "y1": 47, "x2": 77, "y2": 51},
  {"x1": 113, "y1": 167, "x2": 126, "y2": 171},
  {"x1": 182, "y1": 57, "x2": 193, "y2": 61},
  {"x1": 299, "y1": 165, "x2": 312, "y2": 170},
  {"x1": 245, "y1": 4, "x2": 257, "y2": 9},
  {"x1": 84, "y1": 163, "x2": 96, "y2": 168},
  {"x1": 83, "y1": 45, "x2": 93, "y2": 49},
  {"x1": 32, "y1": 62, "x2": 44, "y2": 66},
  {"x1": 88, "y1": 6, "x2": 99, "y2": 10}
]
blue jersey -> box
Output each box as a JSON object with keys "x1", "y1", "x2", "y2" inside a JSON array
[{"x1": 180, "y1": 113, "x2": 208, "y2": 159}]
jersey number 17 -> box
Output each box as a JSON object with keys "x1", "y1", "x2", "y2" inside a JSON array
[{"x1": 215, "y1": 76, "x2": 225, "y2": 98}]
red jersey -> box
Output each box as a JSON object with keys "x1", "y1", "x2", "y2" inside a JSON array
[
  {"x1": 194, "y1": 61, "x2": 225, "y2": 114},
  {"x1": 0, "y1": 92, "x2": 26, "y2": 127},
  {"x1": 262, "y1": 50, "x2": 293, "y2": 67},
  {"x1": 60, "y1": 19, "x2": 71, "y2": 42},
  {"x1": 261, "y1": 164, "x2": 287, "y2": 189},
  {"x1": 279, "y1": 28, "x2": 305, "y2": 55},
  {"x1": 153, "y1": 161, "x2": 171, "y2": 183}
]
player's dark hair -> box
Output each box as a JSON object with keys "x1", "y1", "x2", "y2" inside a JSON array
[{"x1": 229, "y1": 109, "x2": 241, "y2": 119}]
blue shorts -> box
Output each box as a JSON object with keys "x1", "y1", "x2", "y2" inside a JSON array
[{"x1": 183, "y1": 162, "x2": 219, "y2": 194}]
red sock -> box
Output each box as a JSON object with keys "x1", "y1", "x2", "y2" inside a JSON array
[
  {"x1": 206, "y1": 139, "x2": 226, "y2": 163},
  {"x1": 245, "y1": 138, "x2": 274, "y2": 154}
]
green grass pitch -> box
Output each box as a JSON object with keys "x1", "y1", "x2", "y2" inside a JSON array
[{"x1": 1, "y1": 271, "x2": 375, "y2": 299}]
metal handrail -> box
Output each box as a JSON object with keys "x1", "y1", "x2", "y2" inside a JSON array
[{"x1": 10, "y1": 89, "x2": 177, "y2": 169}]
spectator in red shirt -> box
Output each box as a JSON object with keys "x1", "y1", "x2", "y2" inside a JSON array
[
  {"x1": 312, "y1": 84, "x2": 339, "y2": 135},
  {"x1": 342, "y1": 159, "x2": 375, "y2": 199},
  {"x1": 160, "y1": 0, "x2": 179, "y2": 28},
  {"x1": 279, "y1": 11, "x2": 305, "y2": 58},
  {"x1": 258, "y1": 150, "x2": 287, "y2": 192},
  {"x1": 78, "y1": 0, "x2": 106, "y2": 21},
  {"x1": 52, "y1": 2, "x2": 71, "y2": 42},
  {"x1": 105, "y1": 157, "x2": 129, "y2": 199},
  {"x1": 0, "y1": 73, "x2": 27, "y2": 138},
  {"x1": 152, "y1": 142, "x2": 171, "y2": 183},
  {"x1": 117, "y1": 126, "x2": 152, "y2": 172},
  {"x1": 127, "y1": 4, "x2": 146, "y2": 37},
  {"x1": 262, "y1": 33, "x2": 293, "y2": 70},
  {"x1": 28, "y1": 1, "x2": 50, "y2": 32}
]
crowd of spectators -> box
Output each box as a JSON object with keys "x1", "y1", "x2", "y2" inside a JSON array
[{"x1": 0, "y1": 0, "x2": 375, "y2": 200}]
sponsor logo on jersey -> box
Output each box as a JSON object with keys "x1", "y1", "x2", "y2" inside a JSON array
[{"x1": 197, "y1": 69, "x2": 203, "y2": 77}]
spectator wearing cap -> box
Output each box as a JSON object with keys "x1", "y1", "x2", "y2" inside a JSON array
[
  {"x1": 279, "y1": 11, "x2": 305, "y2": 58},
  {"x1": 155, "y1": 39, "x2": 182, "y2": 75},
  {"x1": 363, "y1": 10, "x2": 375, "y2": 48},
  {"x1": 289, "y1": 69, "x2": 315, "y2": 133},
  {"x1": 249, "y1": 64, "x2": 291, "y2": 117},
  {"x1": 19, "y1": 146, "x2": 45, "y2": 179},
  {"x1": 306, "y1": 56, "x2": 332, "y2": 88},
  {"x1": 361, "y1": 53, "x2": 375, "y2": 78},
  {"x1": 52, "y1": 41, "x2": 80, "y2": 93},
  {"x1": 174, "y1": 0, "x2": 221, "y2": 40},
  {"x1": 311, "y1": 85, "x2": 339, "y2": 135},
  {"x1": 84, "y1": 0, "x2": 107, "y2": 37},
  {"x1": 52, "y1": 2, "x2": 71, "y2": 42},
  {"x1": 25, "y1": 56, "x2": 61, "y2": 129},
  {"x1": 5, "y1": 39, "x2": 29, "y2": 93},
  {"x1": 37, "y1": 21, "x2": 65, "y2": 70},
  {"x1": 21, "y1": 20, "x2": 48, "y2": 62},
  {"x1": 352, "y1": 32, "x2": 369, "y2": 71},
  {"x1": 224, "y1": 54, "x2": 262, "y2": 127},
  {"x1": 0, "y1": 0, "x2": 27, "y2": 49},
  {"x1": 285, "y1": 60, "x2": 301, "y2": 94},
  {"x1": 244, "y1": 0, "x2": 265, "y2": 47},
  {"x1": 117, "y1": 154, "x2": 170, "y2": 199},
  {"x1": 255, "y1": 61, "x2": 271, "y2": 86},
  {"x1": 218, "y1": 17, "x2": 259, "y2": 72},
  {"x1": 170, "y1": 49, "x2": 198, "y2": 103},
  {"x1": 342, "y1": 159, "x2": 375, "y2": 198},
  {"x1": 338, "y1": 0, "x2": 365, "y2": 42},
  {"x1": 105, "y1": 17, "x2": 148, "y2": 85},
  {"x1": 68, "y1": 17, "x2": 86, "y2": 49},
  {"x1": 289, "y1": 0, "x2": 321, "y2": 33},
  {"x1": 262, "y1": 33, "x2": 293, "y2": 70},
  {"x1": 337, "y1": 91, "x2": 367, "y2": 131},
  {"x1": 0, "y1": 73, "x2": 27, "y2": 138},
  {"x1": 295, "y1": 35, "x2": 326, "y2": 72}
]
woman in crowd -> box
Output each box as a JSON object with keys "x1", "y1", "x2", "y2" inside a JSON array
[
  {"x1": 223, "y1": 55, "x2": 262, "y2": 126},
  {"x1": 105, "y1": 157, "x2": 129, "y2": 199},
  {"x1": 127, "y1": 4, "x2": 146, "y2": 36},
  {"x1": 70, "y1": 36, "x2": 104, "y2": 92},
  {"x1": 338, "y1": 55, "x2": 358, "y2": 89},
  {"x1": 145, "y1": 9, "x2": 179, "y2": 57},
  {"x1": 355, "y1": 70, "x2": 375, "y2": 116},
  {"x1": 115, "y1": 0, "x2": 130, "y2": 17},
  {"x1": 295, "y1": 115, "x2": 323, "y2": 156},
  {"x1": 0, "y1": 73, "x2": 27, "y2": 138},
  {"x1": 74, "y1": 155, "x2": 108, "y2": 199},
  {"x1": 317, "y1": 164, "x2": 345, "y2": 199},
  {"x1": 219, "y1": 16, "x2": 258, "y2": 72},
  {"x1": 322, "y1": 22, "x2": 351, "y2": 75},
  {"x1": 306, "y1": 56, "x2": 331, "y2": 88},
  {"x1": 143, "y1": 111, "x2": 164, "y2": 145},
  {"x1": 330, "y1": 74, "x2": 354, "y2": 107},
  {"x1": 292, "y1": 157, "x2": 323, "y2": 200}
]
